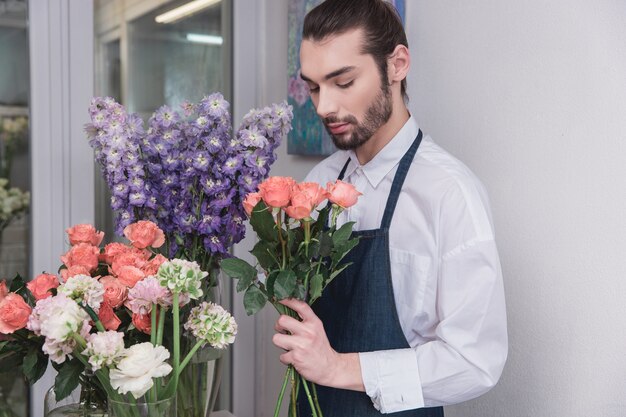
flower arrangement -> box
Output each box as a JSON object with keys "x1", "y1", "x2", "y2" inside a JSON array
[
  {"x1": 0, "y1": 177, "x2": 29, "y2": 234},
  {"x1": 0, "y1": 116, "x2": 28, "y2": 179},
  {"x1": 0, "y1": 221, "x2": 236, "y2": 414},
  {"x1": 85, "y1": 95, "x2": 293, "y2": 281},
  {"x1": 221, "y1": 176, "x2": 362, "y2": 417}
]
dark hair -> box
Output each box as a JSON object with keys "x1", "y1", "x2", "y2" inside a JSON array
[{"x1": 303, "y1": 0, "x2": 409, "y2": 100}]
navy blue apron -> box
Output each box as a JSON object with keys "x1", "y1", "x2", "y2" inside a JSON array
[{"x1": 297, "y1": 130, "x2": 443, "y2": 417}]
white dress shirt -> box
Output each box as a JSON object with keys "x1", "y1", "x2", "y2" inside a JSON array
[{"x1": 304, "y1": 116, "x2": 508, "y2": 413}]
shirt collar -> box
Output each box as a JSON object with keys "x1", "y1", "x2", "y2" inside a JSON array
[{"x1": 345, "y1": 116, "x2": 420, "y2": 188}]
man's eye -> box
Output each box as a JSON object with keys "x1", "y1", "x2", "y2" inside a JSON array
[{"x1": 337, "y1": 81, "x2": 354, "y2": 89}]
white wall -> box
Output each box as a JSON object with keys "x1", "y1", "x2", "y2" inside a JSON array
[
  {"x1": 248, "y1": 1, "x2": 626, "y2": 417},
  {"x1": 407, "y1": 1, "x2": 626, "y2": 416}
]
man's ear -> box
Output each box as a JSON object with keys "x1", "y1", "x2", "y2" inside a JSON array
[{"x1": 387, "y1": 44, "x2": 410, "y2": 84}]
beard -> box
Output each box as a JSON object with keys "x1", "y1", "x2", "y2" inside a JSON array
[{"x1": 323, "y1": 82, "x2": 393, "y2": 151}]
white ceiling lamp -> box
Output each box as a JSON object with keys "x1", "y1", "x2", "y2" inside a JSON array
[
  {"x1": 186, "y1": 33, "x2": 223, "y2": 45},
  {"x1": 155, "y1": 0, "x2": 221, "y2": 24}
]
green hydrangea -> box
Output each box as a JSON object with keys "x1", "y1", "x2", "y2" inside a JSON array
[
  {"x1": 184, "y1": 302, "x2": 237, "y2": 349},
  {"x1": 157, "y1": 258, "x2": 207, "y2": 299}
]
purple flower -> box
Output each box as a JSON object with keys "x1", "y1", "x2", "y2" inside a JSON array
[{"x1": 86, "y1": 95, "x2": 293, "y2": 263}]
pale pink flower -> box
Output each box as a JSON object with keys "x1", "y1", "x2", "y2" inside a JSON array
[
  {"x1": 59, "y1": 274, "x2": 105, "y2": 312},
  {"x1": 126, "y1": 276, "x2": 171, "y2": 315},
  {"x1": 82, "y1": 331, "x2": 125, "y2": 371}
]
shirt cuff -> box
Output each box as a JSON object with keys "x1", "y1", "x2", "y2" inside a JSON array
[{"x1": 359, "y1": 348, "x2": 425, "y2": 414}]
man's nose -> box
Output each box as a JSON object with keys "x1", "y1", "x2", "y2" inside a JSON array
[{"x1": 314, "y1": 88, "x2": 337, "y2": 119}]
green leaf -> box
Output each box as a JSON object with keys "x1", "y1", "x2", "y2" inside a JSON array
[
  {"x1": 54, "y1": 357, "x2": 84, "y2": 401},
  {"x1": 250, "y1": 201, "x2": 278, "y2": 243},
  {"x1": 23, "y1": 347, "x2": 48, "y2": 384},
  {"x1": 0, "y1": 349, "x2": 24, "y2": 372},
  {"x1": 332, "y1": 221, "x2": 355, "y2": 245},
  {"x1": 294, "y1": 282, "x2": 306, "y2": 301},
  {"x1": 331, "y1": 238, "x2": 360, "y2": 268},
  {"x1": 309, "y1": 274, "x2": 324, "y2": 304},
  {"x1": 243, "y1": 285, "x2": 267, "y2": 315},
  {"x1": 311, "y1": 207, "x2": 330, "y2": 235},
  {"x1": 220, "y1": 258, "x2": 257, "y2": 291},
  {"x1": 274, "y1": 270, "x2": 297, "y2": 300},
  {"x1": 9, "y1": 274, "x2": 26, "y2": 293},
  {"x1": 250, "y1": 240, "x2": 279, "y2": 270},
  {"x1": 328, "y1": 263, "x2": 351, "y2": 283},
  {"x1": 318, "y1": 233, "x2": 333, "y2": 257},
  {"x1": 265, "y1": 270, "x2": 279, "y2": 299}
]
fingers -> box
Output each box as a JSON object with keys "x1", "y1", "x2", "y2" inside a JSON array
[
  {"x1": 275, "y1": 313, "x2": 304, "y2": 335},
  {"x1": 279, "y1": 298, "x2": 317, "y2": 321}
]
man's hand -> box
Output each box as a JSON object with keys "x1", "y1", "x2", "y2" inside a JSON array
[{"x1": 272, "y1": 298, "x2": 365, "y2": 392}]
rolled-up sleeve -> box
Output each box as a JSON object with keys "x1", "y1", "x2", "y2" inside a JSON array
[{"x1": 359, "y1": 239, "x2": 508, "y2": 412}]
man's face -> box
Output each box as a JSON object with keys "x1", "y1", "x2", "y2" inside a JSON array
[{"x1": 300, "y1": 29, "x2": 392, "y2": 150}]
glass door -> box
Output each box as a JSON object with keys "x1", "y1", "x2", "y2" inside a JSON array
[
  {"x1": 0, "y1": 0, "x2": 31, "y2": 415},
  {"x1": 94, "y1": 0, "x2": 233, "y2": 410}
]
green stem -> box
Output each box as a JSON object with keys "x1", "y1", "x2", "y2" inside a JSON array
[
  {"x1": 173, "y1": 293, "x2": 180, "y2": 379},
  {"x1": 276, "y1": 209, "x2": 287, "y2": 270},
  {"x1": 273, "y1": 365, "x2": 291, "y2": 417},
  {"x1": 150, "y1": 305, "x2": 157, "y2": 345},
  {"x1": 80, "y1": 303, "x2": 106, "y2": 332},
  {"x1": 156, "y1": 306, "x2": 167, "y2": 346},
  {"x1": 290, "y1": 366, "x2": 297, "y2": 417},
  {"x1": 312, "y1": 383, "x2": 323, "y2": 417},
  {"x1": 300, "y1": 376, "x2": 319, "y2": 417},
  {"x1": 178, "y1": 340, "x2": 204, "y2": 375}
]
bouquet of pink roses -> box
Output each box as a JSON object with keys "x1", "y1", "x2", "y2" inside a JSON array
[
  {"x1": 0, "y1": 221, "x2": 236, "y2": 415},
  {"x1": 221, "y1": 176, "x2": 362, "y2": 417}
]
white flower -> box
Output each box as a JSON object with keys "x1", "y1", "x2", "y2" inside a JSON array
[
  {"x1": 83, "y1": 331, "x2": 126, "y2": 371},
  {"x1": 184, "y1": 302, "x2": 237, "y2": 349},
  {"x1": 59, "y1": 274, "x2": 105, "y2": 312},
  {"x1": 109, "y1": 343, "x2": 172, "y2": 399},
  {"x1": 157, "y1": 259, "x2": 207, "y2": 299},
  {"x1": 28, "y1": 294, "x2": 91, "y2": 363}
]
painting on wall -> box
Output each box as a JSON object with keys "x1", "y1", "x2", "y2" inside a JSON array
[{"x1": 287, "y1": 0, "x2": 406, "y2": 155}]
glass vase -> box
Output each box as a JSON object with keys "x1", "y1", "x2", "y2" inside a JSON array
[
  {"x1": 44, "y1": 386, "x2": 107, "y2": 417},
  {"x1": 177, "y1": 275, "x2": 224, "y2": 417},
  {"x1": 107, "y1": 396, "x2": 176, "y2": 417},
  {"x1": 176, "y1": 346, "x2": 223, "y2": 417}
]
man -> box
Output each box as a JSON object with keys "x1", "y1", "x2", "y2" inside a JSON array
[{"x1": 272, "y1": 0, "x2": 508, "y2": 415}]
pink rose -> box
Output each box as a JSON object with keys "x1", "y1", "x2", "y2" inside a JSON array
[
  {"x1": 101, "y1": 242, "x2": 133, "y2": 264},
  {"x1": 132, "y1": 313, "x2": 152, "y2": 335},
  {"x1": 285, "y1": 190, "x2": 315, "y2": 220},
  {"x1": 111, "y1": 252, "x2": 147, "y2": 277},
  {"x1": 116, "y1": 266, "x2": 145, "y2": 288},
  {"x1": 243, "y1": 192, "x2": 262, "y2": 216},
  {"x1": 258, "y1": 176, "x2": 296, "y2": 208},
  {"x1": 296, "y1": 182, "x2": 328, "y2": 206},
  {"x1": 26, "y1": 273, "x2": 60, "y2": 301},
  {"x1": 0, "y1": 281, "x2": 7, "y2": 302},
  {"x1": 0, "y1": 294, "x2": 32, "y2": 334},
  {"x1": 66, "y1": 224, "x2": 105, "y2": 246},
  {"x1": 141, "y1": 254, "x2": 168, "y2": 277},
  {"x1": 60, "y1": 265, "x2": 91, "y2": 282},
  {"x1": 326, "y1": 180, "x2": 362, "y2": 208},
  {"x1": 99, "y1": 276, "x2": 128, "y2": 308},
  {"x1": 60, "y1": 243, "x2": 100, "y2": 272},
  {"x1": 97, "y1": 300, "x2": 121, "y2": 331},
  {"x1": 123, "y1": 221, "x2": 165, "y2": 249}
]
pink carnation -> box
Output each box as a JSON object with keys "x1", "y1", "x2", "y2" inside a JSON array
[
  {"x1": 126, "y1": 276, "x2": 171, "y2": 315},
  {"x1": 123, "y1": 221, "x2": 165, "y2": 249},
  {"x1": 66, "y1": 224, "x2": 105, "y2": 246}
]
